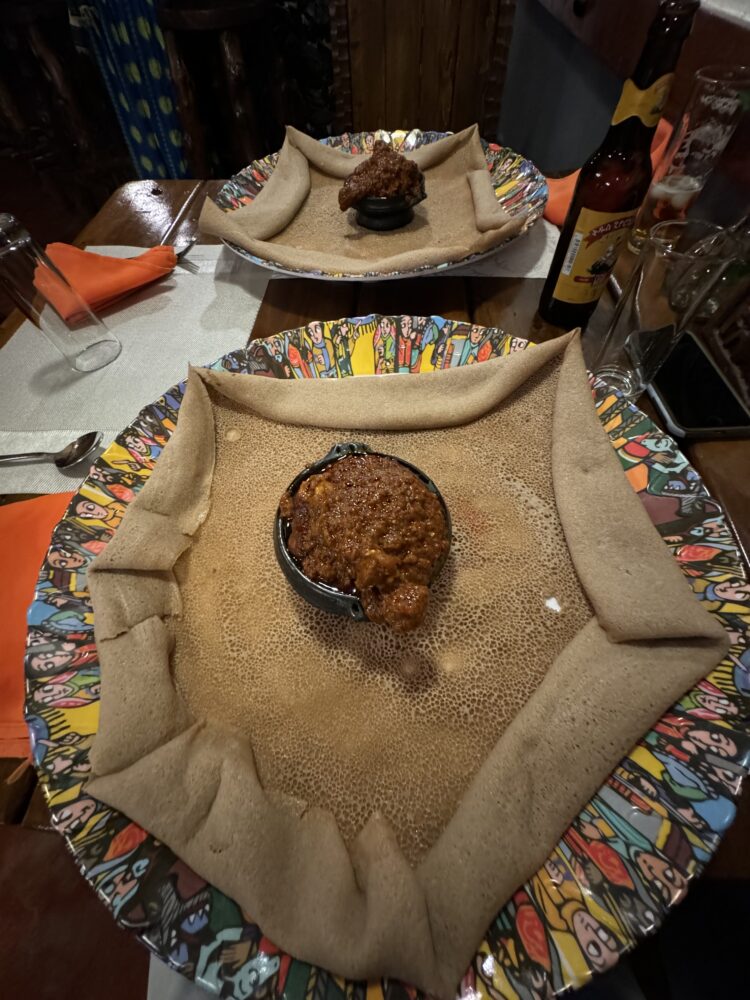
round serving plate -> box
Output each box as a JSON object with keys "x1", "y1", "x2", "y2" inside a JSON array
[
  {"x1": 215, "y1": 129, "x2": 548, "y2": 281},
  {"x1": 25, "y1": 317, "x2": 750, "y2": 1000}
]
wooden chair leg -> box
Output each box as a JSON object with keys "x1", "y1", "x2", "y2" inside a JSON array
[
  {"x1": 163, "y1": 26, "x2": 209, "y2": 177},
  {"x1": 329, "y1": 0, "x2": 354, "y2": 133},
  {"x1": 0, "y1": 75, "x2": 25, "y2": 133},
  {"x1": 218, "y1": 28, "x2": 263, "y2": 166},
  {"x1": 26, "y1": 22, "x2": 93, "y2": 158},
  {"x1": 481, "y1": 0, "x2": 517, "y2": 137}
]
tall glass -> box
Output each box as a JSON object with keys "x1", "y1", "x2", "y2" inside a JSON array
[
  {"x1": 630, "y1": 65, "x2": 750, "y2": 250},
  {"x1": 585, "y1": 219, "x2": 750, "y2": 400},
  {"x1": 0, "y1": 214, "x2": 121, "y2": 372}
]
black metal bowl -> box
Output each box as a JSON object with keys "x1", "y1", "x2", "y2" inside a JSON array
[
  {"x1": 274, "y1": 442, "x2": 451, "y2": 621},
  {"x1": 355, "y1": 195, "x2": 414, "y2": 231}
]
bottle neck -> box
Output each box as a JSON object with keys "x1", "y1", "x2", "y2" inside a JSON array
[
  {"x1": 603, "y1": 0, "x2": 699, "y2": 146},
  {"x1": 631, "y1": 0, "x2": 700, "y2": 90}
]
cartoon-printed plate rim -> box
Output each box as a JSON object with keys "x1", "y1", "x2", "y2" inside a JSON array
[
  {"x1": 215, "y1": 128, "x2": 549, "y2": 281},
  {"x1": 24, "y1": 315, "x2": 750, "y2": 1000}
]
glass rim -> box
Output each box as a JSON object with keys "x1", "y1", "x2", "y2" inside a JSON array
[
  {"x1": 695, "y1": 64, "x2": 750, "y2": 87},
  {"x1": 647, "y1": 219, "x2": 725, "y2": 258}
]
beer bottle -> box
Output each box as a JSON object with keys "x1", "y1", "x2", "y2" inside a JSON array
[{"x1": 538, "y1": 0, "x2": 699, "y2": 331}]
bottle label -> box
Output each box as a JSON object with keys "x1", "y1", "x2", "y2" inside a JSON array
[
  {"x1": 611, "y1": 73, "x2": 674, "y2": 127},
  {"x1": 552, "y1": 207, "x2": 636, "y2": 305}
]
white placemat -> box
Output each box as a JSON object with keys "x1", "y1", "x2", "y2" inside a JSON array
[
  {"x1": 0, "y1": 225, "x2": 555, "y2": 495},
  {"x1": 440, "y1": 217, "x2": 557, "y2": 277},
  {"x1": 0, "y1": 245, "x2": 268, "y2": 494}
]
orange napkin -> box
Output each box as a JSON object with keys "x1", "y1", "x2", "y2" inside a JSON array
[
  {"x1": 35, "y1": 244, "x2": 177, "y2": 322},
  {"x1": 543, "y1": 119, "x2": 673, "y2": 226},
  {"x1": 0, "y1": 493, "x2": 74, "y2": 758}
]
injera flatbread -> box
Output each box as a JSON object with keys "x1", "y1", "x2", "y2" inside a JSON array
[
  {"x1": 86, "y1": 331, "x2": 728, "y2": 998},
  {"x1": 198, "y1": 125, "x2": 526, "y2": 275}
]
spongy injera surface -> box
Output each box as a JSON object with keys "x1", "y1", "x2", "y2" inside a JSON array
[
  {"x1": 266, "y1": 164, "x2": 480, "y2": 263},
  {"x1": 172, "y1": 362, "x2": 592, "y2": 864}
]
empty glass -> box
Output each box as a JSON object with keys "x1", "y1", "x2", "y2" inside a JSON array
[
  {"x1": 585, "y1": 219, "x2": 750, "y2": 400},
  {"x1": 0, "y1": 214, "x2": 121, "y2": 372},
  {"x1": 630, "y1": 65, "x2": 750, "y2": 250}
]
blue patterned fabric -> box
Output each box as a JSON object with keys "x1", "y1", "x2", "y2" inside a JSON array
[{"x1": 69, "y1": 1, "x2": 189, "y2": 179}]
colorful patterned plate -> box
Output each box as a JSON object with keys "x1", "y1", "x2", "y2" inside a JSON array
[
  {"x1": 25, "y1": 317, "x2": 750, "y2": 1000},
  {"x1": 215, "y1": 129, "x2": 548, "y2": 281}
]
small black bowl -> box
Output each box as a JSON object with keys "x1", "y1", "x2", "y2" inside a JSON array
[
  {"x1": 274, "y1": 442, "x2": 451, "y2": 622},
  {"x1": 355, "y1": 195, "x2": 414, "y2": 232}
]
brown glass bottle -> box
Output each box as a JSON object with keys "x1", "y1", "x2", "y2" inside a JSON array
[{"x1": 538, "y1": 0, "x2": 699, "y2": 331}]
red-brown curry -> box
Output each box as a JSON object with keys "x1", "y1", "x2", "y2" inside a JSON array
[
  {"x1": 338, "y1": 140, "x2": 426, "y2": 211},
  {"x1": 279, "y1": 454, "x2": 448, "y2": 631}
]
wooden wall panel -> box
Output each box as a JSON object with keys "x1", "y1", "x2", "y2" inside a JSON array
[
  {"x1": 346, "y1": 0, "x2": 387, "y2": 129},
  {"x1": 329, "y1": 0, "x2": 354, "y2": 131},
  {"x1": 384, "y1": 0, "x2": 423, "y2": 129},
  {"x1": 451, "y1": 0, "x2": 500, "y2": 130},
  {"x1": 418, "y1": 0, "x2": 462, "y2": 130},
  {"x1": 338, "y1": 0, "x2": 516, "y2": 135}
]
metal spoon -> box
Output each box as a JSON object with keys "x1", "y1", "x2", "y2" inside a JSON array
[{"x1": 0, "y1": 431, "x2": 103, "y2": 469}]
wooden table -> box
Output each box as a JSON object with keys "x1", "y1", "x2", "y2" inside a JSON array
[
  {"x1": 65, "y1": 179, "x2": 750, "y2": 556},
  {"x1": 3, "y1": 179, "x2": 749, "y2": 879}
]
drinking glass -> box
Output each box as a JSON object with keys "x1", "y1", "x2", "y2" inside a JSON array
[
  {"x1": 0, "y1": 214, "x2": 121, "y2": 372},
  {"x1": 630, "y1": 65, "x2": 750, "y2": 250},
  {"x1": 585, "y1": 219, "x2": 750, "y2": 400}
]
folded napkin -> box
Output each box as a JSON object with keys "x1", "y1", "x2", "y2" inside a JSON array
[
  {"x1": 200, "y1": 125, "x2": 526, "y2": 275},
  {"x1": 35, "y1": 244, "x2": 177, "y2": 322},
  {"x1": 0, "y1": 493, "x2": 74, "y2": 758},
  {"x1": 86, "y1": 332, "x2": 727, "y2": 998},
  {"x1": 544, "y1": 118, "x2": 673, "y2": 226}
]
